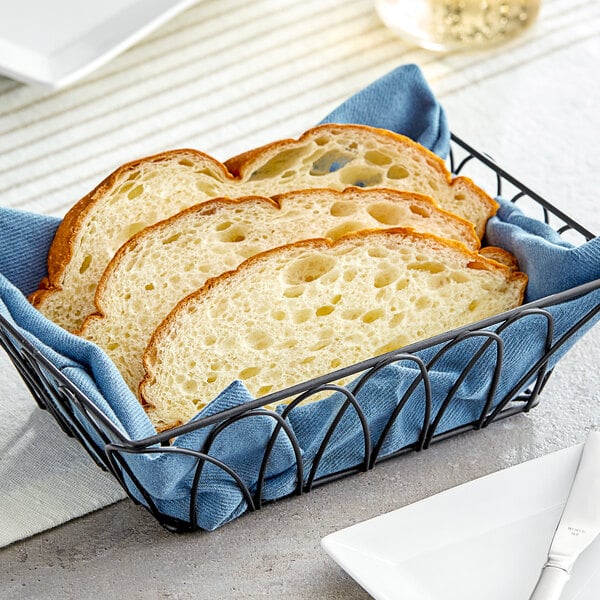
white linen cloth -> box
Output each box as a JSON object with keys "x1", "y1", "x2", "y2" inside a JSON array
[
  {"x1": 0, "y1": 351, "x2": 125, "y2": 547},
  {"x1": 0, "y1": 0, "x2": 598, "y2": 546}
]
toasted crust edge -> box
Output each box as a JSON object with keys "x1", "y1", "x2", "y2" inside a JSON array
[
  {"x1": 139, "y1": 227, "x2": 527, "y2": 408},
  {"x1": 76, "y1": 195, "x2": 279, "y2": 337},
  {"x1": 225, "y1": 123, "x2": 498, "y2": 235},
  {"x1": 77, "y1": 187, "x2": 482, "y2": 338},
  {"x1": 29, "y1": 124, "x2": 498, "y2": 319},
  {"x1": 28, "y1": 148, "x2": 233, "y2": 311},
  {"x1": 225, "y1": 123, "x2": 443, "y2": 177}
]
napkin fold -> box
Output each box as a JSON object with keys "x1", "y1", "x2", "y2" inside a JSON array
[
  {"x1": 320, "y1": 63, "x2": 450, "y2": 158},
  {"x1": 1, "y1": 64, "x2": 599, "y2": 533},
  {"x1": 486, "y1": 200, "x2": 600, "y2": 302}
]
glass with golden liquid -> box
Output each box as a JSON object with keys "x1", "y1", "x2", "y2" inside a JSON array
[{"x1": 375, "y1": 0, "x2": 541, "y2": 51}]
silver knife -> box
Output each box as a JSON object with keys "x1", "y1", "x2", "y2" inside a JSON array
[{"x1": 529, "y1": 431, "x2": 600, "y2": 600}]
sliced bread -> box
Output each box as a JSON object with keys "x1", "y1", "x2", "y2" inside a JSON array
[
  {"x1": 140, "y1": 229, "x2": 527, "y2": 431},
  {"x1": 29, "y1": 124, "x2": 497, "y2": 332},
  {"x1": 79, "y1": 188, "x2": 480, "y2": 395}
]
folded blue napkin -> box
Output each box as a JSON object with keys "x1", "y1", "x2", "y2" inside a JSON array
[{"x1": 1, "y1": 64, "x2": 598, "y2": 531}]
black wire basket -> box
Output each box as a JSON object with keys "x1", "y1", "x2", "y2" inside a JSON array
[{"x1": 1, "y1": 134, "x2": 599, "y2": 533}]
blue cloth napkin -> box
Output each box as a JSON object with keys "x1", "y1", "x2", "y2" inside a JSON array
[{"x1": 1, "y1": 64, "x2": 598, "y2": 531}]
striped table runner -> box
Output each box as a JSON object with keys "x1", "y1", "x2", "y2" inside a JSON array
[
  {"x1": 0, "y1": 0, "x2": 598, "y2": 546},
  {"x1": 1, "y1": 0, "x2": 597, "y2": 217}
]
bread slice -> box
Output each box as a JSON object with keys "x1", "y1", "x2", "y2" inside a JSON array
[
  {"x1": 224, "y1": 124, "x2": 496, "y2": 235},
  {"x1": 29, "y1": 124, "x2": 497, "y2": 332},
  {"x1": 140, "y1": 229, "x2": 527, "y2": 431},
  {"x1": 79, "y1": 188, "x2": 480, "y2": 396},
  {"x1": 479, "y1": 246, "x2": 520, "y2": 271}
]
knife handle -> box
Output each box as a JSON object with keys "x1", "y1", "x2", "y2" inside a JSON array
[{"x1": 529, "y1": 565, "x2": 570, "y2": 600}]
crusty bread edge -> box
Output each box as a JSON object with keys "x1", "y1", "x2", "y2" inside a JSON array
[
  {"x1": 78, "y1": 187, "x2": 482, "y2": 337},
  {"x1": 139, "y1": 227, "x2": 527, "y2": 407},
  {"x1": 225, "y1": 123, "x2": 499, "y2": 231},
  {"x1": 224, "y1": 123, "x2": 441, "y2": 177},
  {"x1": 479, "y1": 246, "x2": 520, "y2": 271},
  {"x1": 272, "y1": 187, "x2": 481, "y2": 250},
  {"x1": 28, "y1": 148, "x2": 234, "y2": 312},
  {"x1": 29, "y1": 124, "x2": 497, "y2": 319},
  {"x1": 77, "y1": 195, "x2": 279, "y2": 336}
]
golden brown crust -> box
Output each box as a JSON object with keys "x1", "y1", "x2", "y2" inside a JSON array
[
  {"x1": 139, "y1": 227, "x2": 527, "y2": 401},
  {"x1": 29, "y1": 148, "x2": 233, "y2": 309},
  {"x1": 29, "y1": 185, "x2": 98, "y2": 308},
  {"x1": 77, "y1": 195, "x2": 279, "y2": 336},
  {"x1": 449, "y1": 175, "x2": 499, "y2": 227},
  {"x1": 304, "y1": 186, "x2": 481, "y2": 250},
  {"x1": 224, "y1": 123, "x2": 498, "y2": 236},
  {"x1": 479, "y1": 246, "x2": 520, "y2": 271},
  {"x1": 30, "y1": 124, "x2": 498, "y2": 323},
  {"x1": 78, "y1": 187, "x2": 482, "y2": 338},
  {"x1": 224, "y1": 123, "x2": 449, "y2": 178}
]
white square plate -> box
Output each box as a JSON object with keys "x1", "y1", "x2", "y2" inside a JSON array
[
  {"x1": 322, "y1": 443, "x2": 600, "y2": 599},
  {"x1": 0, "y1": 0, "x2": 197, "y2": 89}
]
